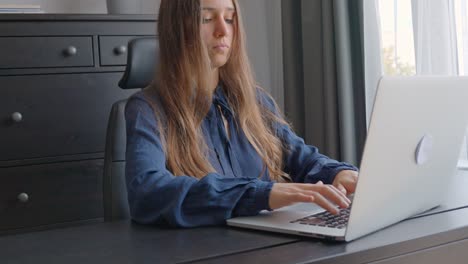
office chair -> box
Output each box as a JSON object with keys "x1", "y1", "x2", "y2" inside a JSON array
[{"x1": 103, "y1": 37, "x2": 158, "y2": 221}]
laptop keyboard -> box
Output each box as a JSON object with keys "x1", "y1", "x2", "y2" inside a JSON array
[{"x1": 290, "y1": 208, "x2": 351, "y2": 229}]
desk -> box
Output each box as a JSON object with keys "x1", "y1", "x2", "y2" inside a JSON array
[
  {"x1": 0, "y1": 223, "x2": 298, "y2": 263},
  {"x1": 1, "y1": 209, "x2": 468, "y2": 264},
  {"x1": 204, "y1": 208, "x2": 468, "y2": 264},
  {"x1": 2, "y1": 172, "x2": 468, "y2": 264}
]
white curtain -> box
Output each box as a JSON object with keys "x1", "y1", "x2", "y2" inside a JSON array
[
  {"x1": 456, "y1": 0, "x2": 468, "y2": 164},
  {"x1": 365, "y1": 0, "x2": 468, "y2": 164},
  {"x1": 411, "y1": 0, "x2": 468, "y2": 164},
  {"x1": 363, "y1": 0, "x2": 383, "y2": 124},
  {"x1": 411, "y1": 0, "x2": 459, "y2": 75},
  {"x1": 457, "y1": 0, "x2": 468, "y2": 75}
]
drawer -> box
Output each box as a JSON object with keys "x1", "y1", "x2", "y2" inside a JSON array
[
  {"x1": 0, "y1": 36, "x2": 94, "y2": 69},
  {"x1": 0, "y1": 72, "x2": 137, "y2": 161},
  {"x1": 0, "y1": 159, "x2": 103, "y2": 231},
  {"x1": 99, "y1": 36, "x2": 149, "y2": 66}
]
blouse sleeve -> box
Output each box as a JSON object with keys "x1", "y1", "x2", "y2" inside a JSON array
[
  {"x1": 257, "y1": 91, "x2": 358, "y2": 184},
  {"x1": 124, "y1": 94, "x2": 273, "y2": 227}
]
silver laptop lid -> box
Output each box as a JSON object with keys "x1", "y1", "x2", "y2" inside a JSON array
[{"x1": 345, "y1": 76, "x2": 468, "y2": 241}]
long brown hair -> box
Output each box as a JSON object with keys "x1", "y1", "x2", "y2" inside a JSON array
[{"x1": 152, "y1": 0, "x2": 289, "y2": 181}]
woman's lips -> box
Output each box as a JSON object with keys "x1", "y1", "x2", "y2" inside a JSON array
[{"x1": 213, "y1": 44, "x2": 229, "y2": 50}]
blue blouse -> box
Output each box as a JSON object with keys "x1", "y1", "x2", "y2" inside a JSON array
[{"x1": 125, "y1": 86, "x2": 357, "y2": 227}]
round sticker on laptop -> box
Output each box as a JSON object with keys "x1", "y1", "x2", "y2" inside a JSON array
[{"x1": 415, "y1": 134, "x2": 433, "y2": 165}]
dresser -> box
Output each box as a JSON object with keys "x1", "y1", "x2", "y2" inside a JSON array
[{"x1": 0, "y1": 14, "x2": 156, "y2": 233}]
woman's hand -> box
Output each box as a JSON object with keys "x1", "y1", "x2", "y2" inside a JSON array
[
  {"x1": 332, "y1": 170, "x2": 359, "y2": 195},
  {"x1": 268, "y1": 182, "x2": 351, "y2": 214}
]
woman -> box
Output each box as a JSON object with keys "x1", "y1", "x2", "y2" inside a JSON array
[{"x1": 125, "y1": 0, "x2": 358, "y2": 227}]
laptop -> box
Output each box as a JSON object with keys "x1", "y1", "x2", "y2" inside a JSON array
[{"x1": 227, "y1": 76, "x2": 468, "y2": 242}]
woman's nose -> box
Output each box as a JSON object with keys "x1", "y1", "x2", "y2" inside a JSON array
[{"x1": 214, "y1": 18, "x2": 228, "y2": 38}]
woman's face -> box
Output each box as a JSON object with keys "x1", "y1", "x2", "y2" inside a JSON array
[{"x1": 200, "y1": 0, "x2": 235, "y2": 69}]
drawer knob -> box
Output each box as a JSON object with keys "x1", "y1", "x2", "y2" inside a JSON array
[
  {"x1": 17, "y1": 193, "x2": 29, "y2": 203},
  {"x1": 114, "y1": 45, "x2": 127, "y2": 55},
  {"x1": 64, "y1": 46, "x2": 77, "y2": 56},
  {"x1": 11, "y1": 112, "x2": 23, "y2": 123}
]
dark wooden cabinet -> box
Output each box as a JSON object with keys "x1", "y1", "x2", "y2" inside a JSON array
[
  {"x1": 98, "y1": 36, "x2": 139, "y2": 66},
  {"x1": 0, "y1": 160, "x2": 104, "y2": 231},
  {"x1": 0, "y1": 36, "x2": 94, "y2": 69},
  {"x1": 1, "y1": 72, "x2": 133, "y2": 160},
  {"x1": 0, "y1": 14, "x2": 156, "y2": 233}
]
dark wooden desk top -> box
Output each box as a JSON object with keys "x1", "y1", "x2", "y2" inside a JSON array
[
  {"x1": 2, "y1": 172, "x2": 468, "y2": 264},
  {"x1": 2, "y1": 208, "x2": 468, "y2": 264},
  {"x1": 197, "y1": 171, "x2": 468, "y2": 263},
  {"x1": 0, "y1": 221, "x2": 299, "y2": 263},
  {"x1": 200, "y1": 207, "x2": 468, "y2": 264}
]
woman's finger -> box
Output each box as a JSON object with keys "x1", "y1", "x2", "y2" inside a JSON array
[
  {"x1": 336, "y1": 183, "x2": 347, "y2": 195},
  {"x1": 310, "y1": 192, "x2": 340, "y2": 215},
  {"x1": 305, "y1": 184, "x2": 350, "y2": 206},
  {"x1": 287, "y1": 192, "x2": 315, "y2": 204},
  {"x1": 302, "y1": 187, "x2": 349, "y2": 209}
]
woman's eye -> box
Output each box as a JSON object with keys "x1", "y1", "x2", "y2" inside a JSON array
[
  {"x1": 225, "y1": 18, "x2": 234, "y2": 24},
  {"x1": 202, "y1": 18, "x2": 212, "y2": 23}
]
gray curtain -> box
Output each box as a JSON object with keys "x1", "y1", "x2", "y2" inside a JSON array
[{"x1": 282, "y1": 0, "x2": 366, "y2": 166}]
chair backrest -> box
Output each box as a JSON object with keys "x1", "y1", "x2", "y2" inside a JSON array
[{"x1": 103, "y1": 37, "x2": 158, "y2": 221}]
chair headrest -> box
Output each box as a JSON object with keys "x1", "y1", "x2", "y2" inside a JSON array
[{"x1": 118, "y1": 37, "x2": 159, "y2": 89}]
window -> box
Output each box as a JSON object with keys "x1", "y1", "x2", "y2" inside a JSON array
[
  {"x1": 379, "y1": 0, "x2": 415, "y2": 76},
  {"x1": 371, "y1": 0, "x2": 468, "y2": 166},
  {"x1": 455, "y1": 0, "x2": 468, "y2": 75}
]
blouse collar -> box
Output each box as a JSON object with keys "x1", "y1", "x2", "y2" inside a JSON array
[{"x1": 212, "y1": 84, "x2": 234, "y2": 117}]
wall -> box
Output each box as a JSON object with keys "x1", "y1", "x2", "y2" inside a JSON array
[
  {"x1": 41, "y1": 0, "x2": 107, "y2": 13},
  {"x1": 10, "y1": 0, "x2": 284, "y2": 107},
  {"x1": 0, "y1": 0, "x2": 160, "y2": 13},
  {"x1": 0, "y1": 0, "x2": 40, "y2": 5},
  {"x1": 239, "y1": 0, "x2": 284, "y2": 108},
  {"x1": 39, "y1": 0, "x2": 158, "y2": 14}
]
